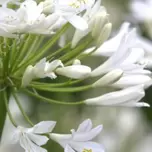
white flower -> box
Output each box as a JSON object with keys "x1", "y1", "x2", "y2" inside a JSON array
[
  {"x1": 50, "y1": 119, "x2": 104, "y2": 152},
  {"x1": 90, "y1": 22, "x2": 131, "y2": 56},
  {"x1": 22, "y1": 58, "x2": 63, "y2": 87},
  {"x1": 130, "y1": 0, "x2": 152, "y2": 21},
  {"x1": 52, "y1": 0, "x2": 96, "y2": 30},
  {"x1": 71, "y1": 0, "x2": 111, "y2": 48},
  {"x1": 84, "y1": 85, "x2": 150, "y2": 107},
  {"x1": 90, "y1": 27, "x2": 145, "y2": 77},
  {"x1": 12, "y1": 121, "x2": 56, "y2": 152},
  {"x1": 55, "y1": 64, "x2": 91, "y2": 79}
]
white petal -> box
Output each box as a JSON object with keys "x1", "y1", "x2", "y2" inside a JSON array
[
  {"x1": 76, "y1": 119, "x2": 92, "y2": 133},
  {"x1": 91, "y1": 29, "x2": 137, "y2": 76},
  {"x1": 49, "y1": 133, "x2": 72, "y2": 148},
  {"x1": 56, "y1": 65, "x2": 91, "y2": 79},
  {"x1": 111, "y1": 74, "x2": 152, "y2": 89},
  {"x1": 122, "y1": 48, "x2": 144, "y2": 65},
  {"x1": 131, "y1": 1, "x2": 152, "y2": 21},
  {"x1": 27, "y1": 133, "x2": 49, "y2": 146},
  {"x1": 22, "y1": 65, "x2": 35, "y2": 87},
  {"x1": 84, "y1": 85, "x2": 145, "y2": 106},
  {"x1": 92, "y1": 22, "x2": 130, "y2": 56},
  {"x1": 45, "y1": 60, "x2": 63, "y2": 73},
  {"x1": 64, "y1": 145, "x2": 75, "y2": 152},
  {"x1": 32, "y1": 121, "x2": 56, "y2": 134},
  {"x1": 33, "y1": 58, "x2": 46, "y2": 78},
  {"x1": 67, "y1": 15, "x2": 88, "y2": 31},
  {"x1": 119, "y1": 101, "x2": 150, "y2": 107},
  {"x1": 20, "y1": 134, "x2": 47, "y2": 152},
  {"x1": 70, "y1": 141, "x2": 104, "y2": 152},
  {"x1": 73, "y1": 125, "x2": 103, "y2": 141}
]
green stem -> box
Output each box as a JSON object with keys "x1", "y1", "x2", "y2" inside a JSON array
[
  {"x1": 0, "y1": 90, "x2": 6, "y2": 139},
  {"x1": 24, "y1": 89, "x2": 85, "y2": 105},
  {"x1": 47, "y1": 42, "x2": 71, "y2": 60},
  {"x1": 3, "y1": 90, "x2": 17, "y2": 127},
  {"x1": 13, "y1": 24, "x2": 70, "y2": 75},
  {"x1": 12, "y1": 89, "x2": 34, "y2": 127},
  {"x1": 31, "y1": 79, "x2": 83, "y2": 87},
  {"x1": 60, "y1": 38, "x2": 93, "y2": 64},
  {"x1": 30, "y1": 84, "x2": 92, "y2": 92}
]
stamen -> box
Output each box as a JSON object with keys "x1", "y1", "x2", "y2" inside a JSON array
[
  {"x1": 82, "y1": 148, "x2": 92, "y2": 152},
  {"x1": 69, "y1": 0, "x2": 88, "y2": 8}
]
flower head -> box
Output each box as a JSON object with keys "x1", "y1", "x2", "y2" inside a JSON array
[
  {"x1": 12, "y1": 121, "x2": 56, "y2": 152},
  {"x1": 50, "y1": 119, "x2": 104, "y2": 152}
]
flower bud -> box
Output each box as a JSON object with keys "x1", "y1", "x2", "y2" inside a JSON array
[
  {"x1": 22, "y1": 65, "x2": 34, "y2": 87},
  {"x1": 92, "y1": 69, "x2": 123, "y2": 87},
  {"x1": 96, "y1": 23, "x2": 112, "y2": 46},
  {"x1": 55, "y1": 65, "x2": 91, "y2": 79}
]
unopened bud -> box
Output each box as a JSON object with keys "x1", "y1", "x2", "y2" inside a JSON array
[
  {"x1": 92, "y1": 12, "x2": 108, "y2": 38},
  {"x1": 92, "y1": 69, "x2": 123, "y2": 87},
  {"x1": 97, "y1": 23, "x2": 112, "y2": 46}
]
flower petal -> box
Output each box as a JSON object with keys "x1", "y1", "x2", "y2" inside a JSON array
[
  {"x1": 49, "y1": 133, "x2": 72, "y2": 148},
  {"x1": 111, "y1": 74, "x2": 152, "y2": 89},
  {"x1": 73, "y1": 125, "x2": 103, "y2": 141},
  {"x1": 56, "y1": 65, "x2": 91, "y2": 79},
  {"x1": 84, "y1": 85, "x2": 145, "y2": 106},
  {"x1": 32, "y1": 121, "x2": 56, "y2": 134},
  {"x1": 22, "y1": 65, "x2": 35, "y2": 87},
  {"x1": 27, "y1": 133, "x2": 49, "y2": 146},
  {"x1": 70, "y1": 141, "x2": 104, "y2": 152},
  {"x1": 67, "y1": 15, "x2": 88, "y2": 31},
  {"x1": 45, "y1": 60, "x2": 63, "y2": 73},
  {"x1": 20, "y1": 134, "x2": 47, "y2": 152},
  {"x1": 64, "y1": 145, "x2": 75, "y2": 152},
  {"x1": 76, "y1": 119, "x2": 92, "y2": 133}
]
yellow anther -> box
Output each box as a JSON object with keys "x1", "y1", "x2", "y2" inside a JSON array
[
  {"x1": 69, "y1": 0, "x2": 88, "y2": 8},
  {"x1": 82, "y1": 149, "x2": 92, "y2": 152}
]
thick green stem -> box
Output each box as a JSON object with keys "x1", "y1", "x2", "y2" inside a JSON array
[{"x1": 0, "y1": 90, "x2": 6, "y2": 140}]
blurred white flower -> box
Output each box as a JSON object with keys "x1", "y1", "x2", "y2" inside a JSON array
[
  {"x1": 84, "y1": 85, "x2": 149, "y2": 107},
  {"x1": 131, "y1": 0, "x2": 152, "y2": 21},
  {"x1": 50, "y1": 119, "x2": 104, "y2": 152},
  {"x1": 12, "y1": 121, "x2": 56, "y2": 152}
]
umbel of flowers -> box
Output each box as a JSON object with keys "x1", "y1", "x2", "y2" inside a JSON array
[{"x1": 0, "y1": 0, "x2": 151, "y2": 152}]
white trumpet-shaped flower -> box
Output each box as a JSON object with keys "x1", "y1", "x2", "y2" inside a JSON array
[
  {"x1": 50, "y1": 119, "x2": 104, "y2": 152},
  {"x1": 22, "y1": 58, "x2": 63, "y2": 87},
  {"x1": 11, "y1": 121, "x2": 56, "y2": 152},
  {"x1": 91, "y1": 22, "x2": 131, "y2": 56},
  {"x1": 90, "y1": 26, "x2": 146, "y2": 77},
  {"x1": 84, "y1": 85, "x2": 150, "y2": 107}
]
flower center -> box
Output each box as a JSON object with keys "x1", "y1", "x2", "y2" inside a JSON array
[
  {"x1": 69, "y1": 0, "x2": 88, "y2": 8},
  {"x1": 82, "y1": 149, "x2": 92, "y2": 152}
]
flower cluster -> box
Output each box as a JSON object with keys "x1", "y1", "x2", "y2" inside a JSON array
[
  {"x1": 0, "y1": 0, "x2": 152, "y2": 152},
  {"x1": 11, "y1": 119, "x2": 103, "y2": 152}
]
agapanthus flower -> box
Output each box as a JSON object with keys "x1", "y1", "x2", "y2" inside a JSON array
[
  {"x1": 11, "y1": 121, "x2": 56, "y2": 152},
  {"x1": 50, "y1": 119, "x2": 104, "y2": 152}
]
